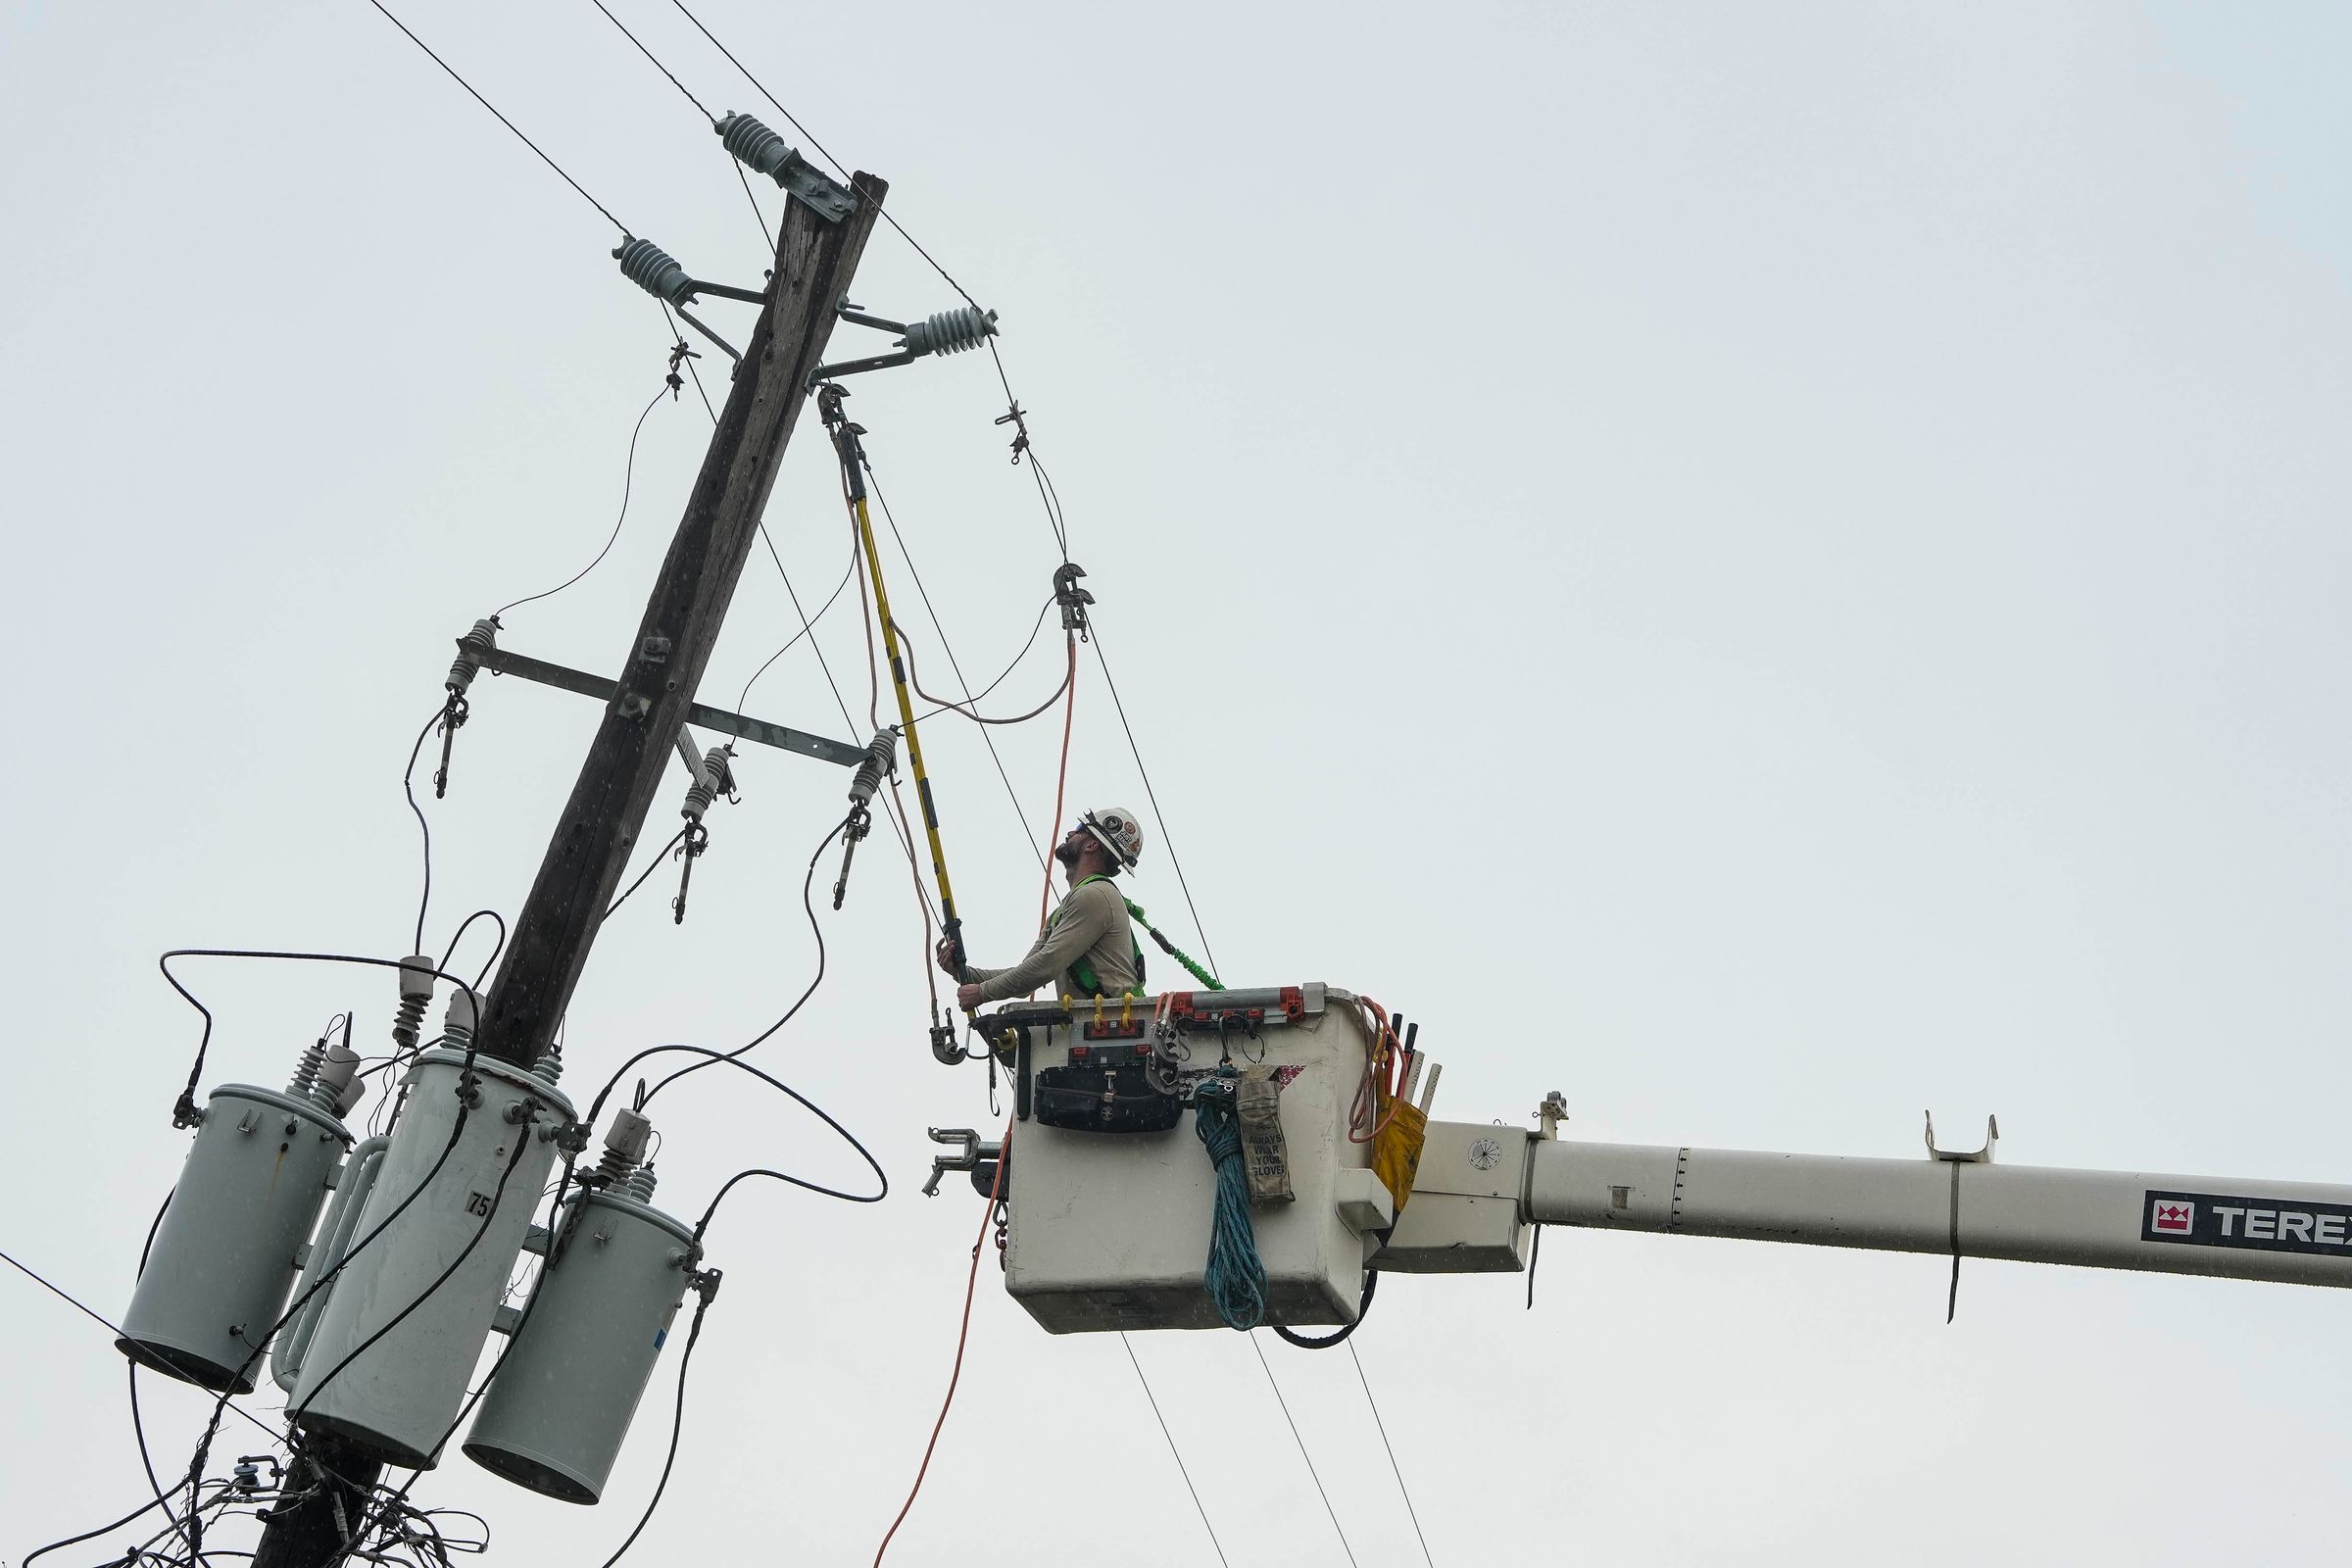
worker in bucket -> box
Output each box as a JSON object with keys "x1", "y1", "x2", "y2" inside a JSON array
[{"x1": 941, "y1": 807, "x2": 1148, "y2": 1006}]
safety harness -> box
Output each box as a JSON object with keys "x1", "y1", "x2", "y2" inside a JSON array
[{"x1": 1053, "y1": 875, "x2": 1148, "y2": 999}]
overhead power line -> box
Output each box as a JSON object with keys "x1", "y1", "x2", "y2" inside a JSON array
[
  {"x1": 1250, "y1": 1334, "x2": 1361, "y2": 1567},
  {"x1": 362, "y1": 0, "x2": 629, "y2": 234}
]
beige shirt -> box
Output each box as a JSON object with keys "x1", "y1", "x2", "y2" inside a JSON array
[{"x1": 966, "y1": 877, "x2": 1140, "y2": 1002}]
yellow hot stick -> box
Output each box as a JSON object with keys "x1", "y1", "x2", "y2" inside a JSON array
[{"x1": 851, "y1": 489, "x2": 964, "y2": 971}]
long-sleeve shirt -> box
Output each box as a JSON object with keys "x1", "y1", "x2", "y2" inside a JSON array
[{"x1": 966, "y1": 877, "x2": 1140, "y2": 1002}]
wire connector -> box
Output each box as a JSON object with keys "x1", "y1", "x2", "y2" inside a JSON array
[{"x1": 1053, "y1": 562, "x2": 1095, "y2": 639}]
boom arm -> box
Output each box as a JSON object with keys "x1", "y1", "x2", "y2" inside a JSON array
[{"x1": 1394, "y1": 1112, "x2": 2352, "y2": 1291}]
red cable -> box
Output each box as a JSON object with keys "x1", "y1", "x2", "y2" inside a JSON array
[
  {"x1": 1036, "y1": 634, "x2": 1079, "y2": 931},
  {"x1": 873, "y1": 1126, "x2": 1010, "y2": 1567}
]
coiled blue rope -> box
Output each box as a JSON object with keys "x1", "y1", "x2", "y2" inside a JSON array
[{"x1": 1193, "y1": 1075, "x2": 1265, "y2": 1331}]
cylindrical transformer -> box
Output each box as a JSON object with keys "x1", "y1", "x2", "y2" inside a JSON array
[
  {"x1": 118, "y1": 1084, "x2": 353, "y2": 1392},
  {"x1": 464, "y1": 1186, "x2": 695, "y2": 1502},
  {"x1": 289, "y1": 1048, "x2": 572, "y2": 1466}
]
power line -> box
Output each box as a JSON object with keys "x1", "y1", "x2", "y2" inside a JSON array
[
  {"x1": 362, "y1": 0, "x2": 630, "y2": 235},
  {"x1": 0, "y1": 1245, "x2": 293, "y2": 1457},
  {"x1": 1090, "y1": 628, "x2": 1221, "y2": 976},
  {"x1": 662, "y1": 0, "x2": 1070, "y2": 563},
  {"x1": 1250, "y1": 1334, "x2": 1361, "y2": 1567},
  {"x1": 1120, "y1": 1333, "x2": 1231, "y2": 1568},
  {"x1": 590, "y1": 0, "x2": 712, "y2": 119},
  {"x1": 495, "y1": 380, "x2": 671, "y2": 617},
  {"x1": 866, "y1": 466, "x2": 1050, "y2": 870},
  {"x1": 1348, "y1": 1341, "x2": 1436, "y2": 1568}
]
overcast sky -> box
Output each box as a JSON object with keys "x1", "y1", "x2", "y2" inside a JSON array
[{"x1": 7, "y1": 2, "x2": 2352, "y2": 1563}]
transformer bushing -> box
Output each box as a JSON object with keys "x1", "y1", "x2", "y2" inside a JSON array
[
  {"x1": 118, "y1": 1082, "x2": 354, "y2": 1392},
  {"x1": 289, "y1": 1047, "x2": 573, "y2": 1467},
  {"x1": 464, "y1": 1181, "x2": 695, "y2": 1502}
]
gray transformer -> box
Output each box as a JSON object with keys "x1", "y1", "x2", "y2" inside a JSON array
[
  {"x1": 118, "y1": 1083, "x2": 353, "y2": 1392},
  {"x1": 465, "y1": 1185, "x2": 696, "y2": 1503},
  {"x1": 289, "y1": 1047, "x2": 572, "y2": 1466}
]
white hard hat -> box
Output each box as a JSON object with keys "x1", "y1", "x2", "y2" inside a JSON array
[{"x1": 1081, "y1": 807, "x2": 1145, "y2": 869}]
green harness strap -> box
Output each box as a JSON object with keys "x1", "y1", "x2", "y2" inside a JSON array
[
  {"x1": 1122, "y1": 897, "x2": 1222, "y2": 991},
  {"x1": 1051, "y1": 879, "x2": 1224, "y2": 997},
  {"x1": 1054, "y1": 875, "x2": 1149, "y2": 999}
]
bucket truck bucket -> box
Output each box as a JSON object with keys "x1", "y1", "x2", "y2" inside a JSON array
[{"x1": 994, "y1": 983, "x2": 1397, "y2": 1333}]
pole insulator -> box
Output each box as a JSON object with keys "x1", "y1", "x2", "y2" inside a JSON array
[
  {"x1": 900, "y1": 306, "x2": 997, "y2": 359},
  {"x1": 613, "y1": 237, "x2": 696, "y2": 306}
]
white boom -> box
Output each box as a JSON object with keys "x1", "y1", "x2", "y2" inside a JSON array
[{"x1": 1523, "y1": 1125, "x2": 2352, "y2": 1290}]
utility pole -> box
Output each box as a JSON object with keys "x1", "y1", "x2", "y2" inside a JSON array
[
  {"x1": 478, "y1": 171, "x2": 887, "y2": 1072},
  {"x1": 251, "y1": 171, "x2": 886, "y2": 1568}
]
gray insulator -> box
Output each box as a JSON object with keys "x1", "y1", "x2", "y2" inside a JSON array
[
  {"x1": 447, "y1": 617, "x2": 499, "y2": 697},
  {"x1": 617, "y1": 1163, "x2": 658, "y2": 1203},
  {"x1": 899, "y1": 307, "x2": 998, "y2": 359},
  {"x1": 529, "y1": 1042, "x2": 564, "y2": 1088},
  {"x1": 714, "y1": 111, "x2": 798, "y2": 185},
  {"x1": 681, "y1": 745, "x2": 730, "y2": 822},
  {"x1": 288, "y1": 1038, "x2": 327, "y2": 1101},
  {"x1": 847, "y1": 728, "x2": 896, "y2": 808},
  {"x1": 391, "y1": 956, "x2": 435, "y2": 1053},
  {"x1": 613, "y1": 237, "x2": 694, "y2": 306},
  {"x1": 289, "y1": 1036, "x2": 363, "y2": 1115},
  {"x1": 390, "y1": 994, "x2": 427, "y2": 1054}
]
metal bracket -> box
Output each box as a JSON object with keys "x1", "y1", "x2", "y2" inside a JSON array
[
  {"x1": 1536, "y1": 1090, "x2": 1569, "y2": 1141},
  {"x1": 1925, "y1": 1111, "x2": 2000, "y2": 1163},
  {"x1": 807, "y1": 297, "x2": 998, "y2": 388},
  {"x1": 920, "y1": 1127, "x2": 1003, "y2": 1197},
  {"x1": 473, "y1": 644, "x2": 863, "y2": 768},
  {"x1": 714, "y1": 112, "x2": 857, "y2": 223}
]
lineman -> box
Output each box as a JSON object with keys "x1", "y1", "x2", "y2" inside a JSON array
[{"x1": 941, "y1": 807, "x2": 1148, "y2": 1006}]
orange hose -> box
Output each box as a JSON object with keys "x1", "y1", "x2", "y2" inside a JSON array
[{"x1": 873, "y1": 1123, "x2": 1010, "y2": 1566}]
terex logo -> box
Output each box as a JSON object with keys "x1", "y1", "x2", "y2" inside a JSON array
[{"x1": 2142, "y1": 1188, "x2": 2352, "y2": 1258}]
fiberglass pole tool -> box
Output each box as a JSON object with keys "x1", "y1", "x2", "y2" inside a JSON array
[{"x1": 816, "y1": 384, "x2": 969, "y2": 1065}]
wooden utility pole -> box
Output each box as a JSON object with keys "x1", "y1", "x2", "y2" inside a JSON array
[
  {"x1": 251, "y1": 172, "x2": 886, "y2": 1568},
  {"x1": 474, "y1": 172, "x2": 887, "y2": 1069}
]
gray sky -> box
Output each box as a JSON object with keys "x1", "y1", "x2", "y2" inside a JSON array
[{"x1": 7, "y1": 2, "x2": 2352, "y2": 1561}]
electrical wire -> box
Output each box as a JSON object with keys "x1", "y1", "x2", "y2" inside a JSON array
[
  {"x1": 1348, "y1": 1341, "x2": 1437, "y2": 1568},
  {"x1": 1119, "y1": 1333, "x2": 1231, "y2": 1568},
  {"x1": 871, "y1": 1126, "x2": 1006, "y2": 1566},
  {"x1": 157, "y1": 947, "x2": 487, "y2": 1126},
  {"x1": 906, "y1": 596, "x2": 1054, "y2": 723},
  {"x1": 1249, "y1": 1334, "x2": 1361, "y2": 1568},
  {"x1": 637, "y1": 813, "x2": 844, "y2": 1105},
  {"x1": 592, "y1": 1284, "x2": 711, "y2": 1568},
  {"x1": 437, "y1": 908, "x2": 509, "y2": 992},
  {"x1": 605, "y1": 824, "x2": 691, "y2": 919},
  {"x1": 494, "y1": 383, "x2": 670, "y2": 617},
  {"x1": 893, "y1": 614, "x2": 1072, "y2": 725},
  {"x1": 590, "y1": 0, "x2": 712, "y2": 119},
  {"x1": 130, "y1": 1363, "x2": 194, "y2": 1559},
  {"x1": 664, "y1": 0, "x2": 1069, "y2": 560},
  {"x1": 362, "y1": 0, "x2": 629, "y2": 234},
  {"x1": 865, "y1": 466, "x2": 1049, "y2": 869},
  {"x1": 734, "y1": 551, "x2": 857, "y2": 713},
  {"x1": 1089, "y1": 627, "x2": 1221, "y2": 978},
  {"x1": 403, "y1": 703, "x2": 445, "y2": 956}
]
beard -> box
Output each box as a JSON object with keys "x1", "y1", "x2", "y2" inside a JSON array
[{"x1": 1054, "y1": 839, "x2": 1083, "y2": 868}]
